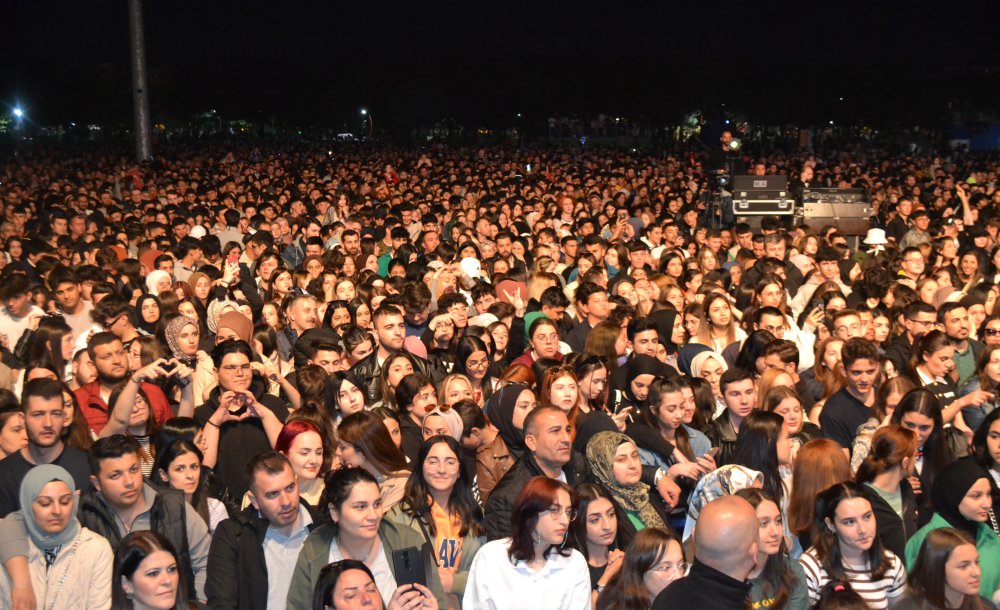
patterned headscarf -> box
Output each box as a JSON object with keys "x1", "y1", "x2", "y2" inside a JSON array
[
  {"x1": 586, "y1": 431, "x2": 666, "y2": 531},
  {"x1": 682, "y1": 464, "x2": 763, "y2": 541},
  {"x1": 206, "y1": 299, "x2": 239, "y2": 334},
  {"x1": 165, "y1": 315, "x2": 199, "y2": 363}
]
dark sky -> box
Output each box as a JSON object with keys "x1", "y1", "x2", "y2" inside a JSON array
[{"x1": 3, "y1": 1, "x2": 998, "y2": 130}]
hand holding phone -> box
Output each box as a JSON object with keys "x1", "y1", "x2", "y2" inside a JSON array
[{"x1": 391, "y1": 548, "x2": 426, "y2": 588}]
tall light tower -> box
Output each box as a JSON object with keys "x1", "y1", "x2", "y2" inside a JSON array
[{"x1": 128, "y1": 0, "x2": 153, "y2": 161}]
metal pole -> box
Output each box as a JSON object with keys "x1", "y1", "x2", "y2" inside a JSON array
[{"x1": 128, "y1": 0, "x2": 152, "y2": 161}]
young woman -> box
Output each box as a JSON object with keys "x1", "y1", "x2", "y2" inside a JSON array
[
  {"x1": 386, "y1": 436, "x2": 484, "y2": 607},
  {"x1": 957, "y1": 344, "x2": 1000, "y2": 433},
  {"x1": 436, "y1": 373, "x2": 474, "y2": 408},
  {"x1": 569, "y1": 353, "x2": 611, "y2": 415},
  {"x1": 275, "y1": 419, "x2": 327, "y2": 509},
  {"x1": 0, "y1": 465, "x2": 113, "y2": 610},
  {"x1": 465, "y1": 476, "x2": 591, "y2": 609},
  {"x1": 634, "y1": 377, "x2": 714, "y2": 492},
  {"x1": 324, "y1": 371, "x2": 368, "y2": 425},
  {"x1": 585, "y1": 432, "x2": 670, "y2": 544},
  {"x1": 286, "y1": 468, "x2": 446, "y2": 610},
  {"x1": 854, "y1": 425, "x2": 920, "y2": 560},
  {"x1": 135, "y1": 294, "x2": 162, "y2": 335},
  {"x1": 904, "y1": 460, "x2": 1000, "y2": 600},
  {"x1": 540, "y1": 364, "x2": 581, "y2": 428},
  {"x1": 688, "y1": 351, "x2": 728, "y2": 419},
  {"x1": 337, "y1": 412, "x2": 412, "y2": 512},
  {"x1": 310, "y1": 559, "x2": 435, "y2": 610},
  {"x1": 510, "y1": 317, "x2": 563, "y2": 368},
  {"x1": 910, "y1": 330, "x2": 985, "y2": 430},
  {"x1": 761, "y1": 386, "x2": 821, "y2": 453},
  {"x1": 595, "y1": 528, "x2": 687, "y2": 610},
  {"x1": 0, "y1": 399, "x2": 27, "y2": 459},
  {"x1": 452, "y1": 336, "x2": 496, "y2": 406},
  {"x1": 971, "y1": 408, "x2": 1000, "y2": 489},
  {"x1": 801, "y1": 337, "x2": 845, "y2": 421},
  {"x1": 22, "y1": 317, "x2": 75, "y2": 383},
  {"x1": 693, "y1": 293, "x2": 746, "y2": 353},
  {"x1": 798, "y1": 482, "x2": 907, "y2": 609},
  {"x1": 393, "y1": 373, "x2": 439, "y2": 462},
  {"x1": 731, "y1": 411, "x2": 793, "y2": 519},
  {"x1": 586, "y1": 321, "x2": 628, "y2": 372},
  {"x1": 476, "y1": 383, "x2": 537, "y2": 503},
  {"x1": 787, "y1": 439, "x2": 853, "y2": 551},
  {"x1": 568, "y1": 483, "x2": 627, "y2": 600},
  {"x1": 373, "y1": 353, "x2": 416, "y2": 412},
  {"x1": 852, "y1": 376, "x2": 916, "y2": 470},
  {"x1": 897, "y1": 527, "x2": 992, "y2": 610},
  {"x1": 153, "y1": 439, "x2": 231, "y2": 534},
  {"x1": 735, "y1": 488, "x2": 810, "y2": 610},
  {"x1": 112, "y1": 531, "x2": 193, "y2": 610}
]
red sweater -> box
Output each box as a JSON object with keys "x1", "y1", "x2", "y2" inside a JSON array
[{"x1": 74, "y1": 381, "x2": 173, "y2": 435}]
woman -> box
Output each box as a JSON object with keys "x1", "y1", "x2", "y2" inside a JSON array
[
  {"x1": 957, "y1": 344, "x2": 1000, "y2": 434},
  {"x1": 904, "y1": 460, "x2": 1000, "y2": 599},
  {"x1": 286, "y1": 467, "x2": 446, "y2": 610},
  {"x1": 761, "y1": 386, "x2": 821, "y2": 451},
  {"x1": 387, "y1": 436, "x2": 485, "y2": 607},
  {"x1": 635, "y1": 377, "x2": 714, "y2": 489},
  {"x1": 854, "y1": 425, "x2": 920, "y2": 560},
  {"x1": 164, "y1": 316, "x2": 203, "y2": 371},
  {"x1": 394, "y1": 373, "x2": 439, "y2": 462},
  {"x1": 798, "y1": 482, "x2": 907, "y2": 609},
  {"x1": 0, "y1": 465, "x2": 113, "y2": 610},
  {"x1": 540, "y1": 364, "x2": 581, "y2": 426},
  {"x1": 268, "y1": 267, "x2": 294, "y2": 303},
  {"x1": 731, "y1": 411, "x2": 793, "y2": 519},
  {"x1": 22, "y1": 317, "x2": 74, "y2": 382},
  {"x1": 437, "y1": 374, "x2": 474, "y2": 408},
  {"x1": 145, "y1": 271, "x2": 173, "y2": 298},
  {"x1": 0, "y1": 399, "x2": 27, "y2": 459},
  {"x1": 510, "y1": 317, "x2": 563, "y2": 368},
  {"x1": 756, "y1": 368, "x2": 796, "y2": 407},
  {"x1": 693, "y1": 293, "x2": 746, "y2": 353},
  {"x1": 112, "y1": 530, "x2": 195, "y2": 610},
  {"x1": 586, "y1": 321, "x2": 628, "y2": 372},
  {"x1": 851, "y1": 376, "x2": 916, "y2": 470},
  {"x1": 374, "y1": 353, "x2": 416, "y2": 412},
  {"x1": 476, "y1": 383, "x2": 536, "y2": 503},
  {"x1": 569, "y1": 483, "x2": 627, "y2": 600},
  {"x1": 586, "y1": 431, "x2": 670, "y2": 544},
  {"x1": 594, "y1": 527, "x2": 686, "y2": 610},
  {"x1": 337, "y1": 411, "x2": 412, "y2": 512},
  {"x1": 324, "y1": 371, "x2": 368, "y2": 425},
  {"x1": 570, "y1": 353, "x2": 611, "y2": 415},
  {"x1": 153, "y1": 439, "x2": 231, "y2": 534},
  {"x1": 688, "y1": 351, "x2": 727, "y2": 419},
  {"x1": 60, "y1": 384, "x2": 94, "y2": 452},
  {"x1": 801, "y1": 337, "x2": 845, "y2": 421},
  {"x1": 910, "y1": 330, "x2": 985, "y2": 428},
  {"x1": 465, "y1": 476, "x2": 591, "y2": 609},
  {"x1": 452, "y1": 336, "x2": 496, "y2": 406},
  {"x1": 310, "y1": 560, "x2": 435, "y2": 610},
  {"x1": 275, "y1": 419, "x2": 327, "y2": 509},
  {"x1": 735, "y1": 488, "x2": 809, "y2": 610},
  {"x1": 971, "y1": 408, "x2": 1000, "y2": 489},
  {"x1": 135, "y1": 294, "x2": 162, "y2": 335},
  {"x1": 610, "y1": 355, "x2": 672, "y2": 426},
  {"x1": 898, "y1": 528, "x2": 993, "y2": 610},
  {"x1": 787, "y1": 439, "x2": 852, "y2": 551}
]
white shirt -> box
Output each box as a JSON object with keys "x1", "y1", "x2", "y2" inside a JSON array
[
  {"x1": 465, "y1": 539, "x2": 592, "y2": 610},
  {"x1": 329, "y1": 537, "x2": 397, "y2": 605},
  {"x1": 264, "y1": 504, "x2": 313, "y2": 610},
  {"x1": 0, "y1": 304, "x2": 44, "y2": 347}
]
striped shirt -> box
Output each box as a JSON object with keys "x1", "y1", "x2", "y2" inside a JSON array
[{"x1": 798, "y1": 548, "x2": 906, "y2": 610}]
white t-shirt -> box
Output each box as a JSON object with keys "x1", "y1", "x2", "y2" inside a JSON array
[
  {"x1": 328, "y1": 537, "x2": 397, "y2": 605},
  {"x1": 465, "y1": 538, "x2": 592, "y2": 610},
  {"x1": 0, "y1": 305, "x2": 45, "y2": 347}
]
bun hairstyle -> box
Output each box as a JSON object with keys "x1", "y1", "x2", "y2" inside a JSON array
[{"x1": 855, "y1": 425, "x2": 918, "y2": 484}]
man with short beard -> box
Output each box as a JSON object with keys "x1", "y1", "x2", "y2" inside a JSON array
[{"x1": 73, "y1": 332, "x2": 173, "y2": 434}]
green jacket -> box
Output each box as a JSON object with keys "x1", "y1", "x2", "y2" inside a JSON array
[
  {"x1": 905, "y1": 512, "x2": 1000, "y2": 600},
  {"x1": 285, "y1": 519, "x2": 447, "y2": 610},
  {"x1": 384, "y1": 504, "x2": 486, "y2": 597}
]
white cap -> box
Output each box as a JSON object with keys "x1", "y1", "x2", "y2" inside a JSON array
[{"x1": 189, "y1": 225, "x2": 207, "y2": 239}]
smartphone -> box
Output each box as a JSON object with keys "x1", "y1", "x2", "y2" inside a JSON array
[
  {"x1": 618, "y1": 212, "x2": 628, "y2": 222},
  {"x1": 391, "y1": 547, "x2": 426, "y2": 588}
]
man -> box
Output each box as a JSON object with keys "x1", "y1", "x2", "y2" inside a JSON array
[
  {"x1": 627, "y1": 316, "x2": 661, "y2": 359},
  {"x1": 705, "y1": 368, "x2": 757, "y2": 467},
  {"x1": 216, "y1": 209, "x2": 245, "y2": 250},
  {"x1": 652, "y1": 496, "x2": 757, "y2": 610},
  {"x1": 74, "y1": 332, "x2": 173, "y2": 434},
  {"x1": 207, "y1": 452, "x2": 314, "y2": 610},
  {"x1": 899, "y1": 210, "x2": 932, "y2": 250},
  {"x1": 938, "y1": 302, "x2": 983, "y2": 388},
  {"x1": 762, "y1": 340, "x2": 816, "y2": 412},
  {"x1": 194, "y1": 340, "x2": 288, "y2": 499},
  {"x1": 401, "y1": 282, "x2": 433, "y2": 337},
  {"x1": 350, "y1": 304, "x2": 438, "y2": 403},
  {"x1": 92, "y1": 294, "x2": 144, "y2": 347},
  {"x1": 885, "y1": 197, "x2": 912, "y2": 243},
  {"x1": 884, "y1": 301, "x2": 937, "y2": 374},
  {"x1": 566, "y1": 282, "x2": 610, "y2": 353},
  {"x1": 819, "y1": 338, "x2": 879, "y2": 455},
  {"x1": 897, "y1": 246, "x2": 926, "y2": 282},
  {"x1": 174, "y1": 236, "x2": 204, "y2": 283},
  {"x1": 0, "y1": 274, "x2": 44, "y2": 351},
  {"x1": 0, "y1": 378, "x2": 93, "y2": 516},
  {"x1": 47, "y1": 265, "x2": 94, "y2": 342},
  {"x1": 276, "y1": 294, "x2": 319, "y2": 364},
  {"x1": 832, "y1": 309, "x2": 865, "y2": 341}
]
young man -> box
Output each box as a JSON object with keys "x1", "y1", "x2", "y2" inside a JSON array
[
  {"x1": 0, "y1": 378, "x2": 93, "y2": 516},
  {"x1": 819, "y1": 338, "x2": 879, "y2": 456},
  {"x1": 883, "y1": 301, "x2": 936, "y2": 374},
  {"x1": 207, "y1": 452, "x2": 313, "y2": 610},
  {"x1": 350, "y1": 304, "x2": 437, "y2": 403},
  {"x1": 47, "y1": 265, "x2": 94, "y2": 342},
  {"x1": 706, "y1": 368, "x2": 757, "y2": 467},
  {"x1": 566, "y1": 282, "x2": 610, "y2": 353},
  {"x1": 0, "y1": 274, "x2": 44, "y2": 352},
  {"x1": 937, "y1": 302, "x2": 983, "y2": 388},
  {"x1": 91, "y1": 295, "x2": 144, "y2": 348}
]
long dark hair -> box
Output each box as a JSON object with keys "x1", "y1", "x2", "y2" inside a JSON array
[
  {"x1": 508, "y1": 476, "x2": 576, "y2": 563},
  {"x1": 732, "y1": 410, "x2": 786, "y2": 507},
  {"x1": 890, "y1": 388, "x2": 950, "y2": 495},
  {"x1": 908, "y1": 330, "x2": 952, "y2": 381},
  {"x1": 596, "y1": 527, "x2": 681, "y2": 610},
  {"x1": 646, "y1": 377, "x2": 694, "y2": 460},
  {"x1": 452, "y1": 335, "x2": 495, "y2": 402},
  {"x1": 906, "y1": 528, "x2": 986, "y2": 610},
  {"x1": 337, "y1": 411, "x2": 409, "y2": 476},
  {"x1": 568, "y1": 483, "x2": 625, "y2": 561},
  {"x1": 735, "y1": 488, "x2": 795, "y2": 610},
  {"x1": 399, "y1": 435, "x2": 483, "y2": 538},
  {"x1": 27, "y1": 317, "x2": 72, "y2": 374},
  {"x1": 812, "y1": 482, "x2": 891, "y2": 582},
  {"x1": 153, "y1": 439, "x2": 212, "y2": 527},
  {"x1": 320, "y1": 467, "x2": 381, "y2": 532},
  {"x1": 972, "y1": 407, "x2": 1000, "y2": 472},
  {"x1": 111, "y1": 531, "x2": 190, "y2": 610}
]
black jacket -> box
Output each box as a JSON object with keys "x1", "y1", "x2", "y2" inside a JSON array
[
  {"x1": 206, "y1": 507, "x2": 316, "y2": 610},
  {"x1": 652, "y1": 558, "x2": 752, "y2": 610},
  {"x1": 349, "y1": 350, "x2": 441, "y2": 404},
  {"x1": 883, "y1": 334, "x2": 913, "y2": 377},
  {"x1": 863, "y1": 480, "x2": 918, "y2": 560},
  {"x1": 705, "y1": 412, "x2": 739, "y2": 467}
]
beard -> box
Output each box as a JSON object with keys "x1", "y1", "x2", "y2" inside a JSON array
[{"x1": 98, "y1": 369, "x2": 129, "y2": 386}]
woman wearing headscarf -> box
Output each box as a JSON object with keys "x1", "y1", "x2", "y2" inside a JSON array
[
  {"x1": 904, "y1": 458, "x2": 1000, "y2": 599},
  {"x1": 476, "y1": 383, "x2": 537, "y2": 503},
  {"x1": 607, "y1": 354, "x2": 672, "y2": 422},
  {"x1": 145, "y1": 269, "x2": 172, "y2": 297},
  {"x1": 586, "y1": 431, "x2": 670, "y2": 547},
  {"x1": 133, "y1": 294, "x2": 162, "y2": 336},
  {"x1": 0, "y1": 465, "x2": 113, "y2": 610},
  {"x1": 689, "y1": 350, "x2": 729, "y2": 419}
]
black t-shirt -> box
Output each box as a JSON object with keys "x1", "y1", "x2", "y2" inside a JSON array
[
  {"x1": 0, "y1": 446, "x2": 94, "y2": 517},
  {"x1": 819, "y1": 387, "x2": 872, "y2": 451}
]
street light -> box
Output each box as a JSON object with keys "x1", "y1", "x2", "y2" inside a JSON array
[
  {"x1": 360, "y1": 108, "x2": 368, "y2": 116},
  {"x1": 12, "y1": 107, "x2": 23, "y2": 118}
]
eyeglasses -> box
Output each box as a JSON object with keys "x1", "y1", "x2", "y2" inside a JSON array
[
  {"x1": 546, "y1": 505, "x2": 578, "y2": 520},
  {"x1": 907, "y1": 319, "x2": 936, "y2": 327},
  {"x1": 649, "y1": 561, "x2": 690, "y2": 577},
  {"x1": 986, "y1": 328, "x2": 1000, "y2": 337},
  {"x1": 220, "y1": 363, "x2": 252, "y2": 373}
]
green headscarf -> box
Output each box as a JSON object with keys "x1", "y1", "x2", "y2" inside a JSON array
[
  {"x1": 586, "y1": 431, "x2": 665, "y2": 530},
  {"x1": 19, "y1": 464, "x2": 81, "y2": 551}
]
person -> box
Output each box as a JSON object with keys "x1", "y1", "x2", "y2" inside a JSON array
[
  {"x1": 476, "y1": 382, "x2": 536, "y2": 503},
  {"x1": 595, "y1": 527, "x2": 686, "y2": 610},
  {"x1": 585, "y1": 431, "x2": 670, "y2": 545},
  {"x1": 394, "y1": 373, "x2": 438, "y2": 462},
  {"x1": 337, "y1": 411, "x2": 412, "y2": 511},
  {"x1": 206, "y1": 452, "x2": 314, "y2": 610},
  {"x1": 970, "y1": 408, "x2": 1000, "y2": 488},
  {"x1": 896, "y1": 527, "x2": 994, "y2": 610},
  {"x1": 854, "y1": 425, "x2": 920, "y2": 559},
  {"x1": 705, "y1": 367, "x2": 757, "y2": 466},
  {"x1": 386, "y1": 435, "x2": 485, "y2": 607},
  {"x1": 0, "y1": 397, "x2": 27, "y2": 459},
  {"x1": 310, "y1": 559, "x2": 436, "y2": 610},
  {"x1": 285, "y1": 467, "x2": 446, "y2": 610},
  {"x1": 909, "y1": 330, "x2": 991, "y2": 433},
  {"x1": 0, "y1": 464, "x2": 113, "y2": 610},
  {"x1": 798, "y1": 482, "x2": 907, "y2": 610},
  {"x1": 904, "y1": 459, "x2": 1000, "y2": 600},
  {"x1": 787, "y1": 439, "x2": 853, "y2": 551},
  {"x1": 734, "y1": 488, "x2": 809, "y2": 610},
  {"x1": 111, "y1": 530, "x2": 193, "y2": 610},
  {"x1": 274, "y1": 419, "x2": 326, "y2": 509},
  {"x1": 819, "y1": 338, "x2": 879, "y2": 456},
  {"x1": 651, "y1": 495, "x2": 758, "y2": 610},
  {"x1": 350, "y1": 305, "x2": 438, "y2": 404},
  {"x1": 153, "y1": 439, "x2": 231, "y2": 534},
  {"x1": 730, "y1": 411, "x2": 792, "y2": 521},
  {"x1": 568, "y1": 483, "x2": 627, "y2": 601},
  {"x1": 465, "y1": 476, "x2": 592, "y2": 609},
  {"x1": 957, "y1": 344, "x2": 1000, "y2": 434},
  {"x1": 0, "y1": 378, "x2": 93, "y2": 516}
]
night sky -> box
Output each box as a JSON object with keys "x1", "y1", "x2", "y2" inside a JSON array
[{"x1": 3, "y1": 1, "x2": 998, "y2": 130}]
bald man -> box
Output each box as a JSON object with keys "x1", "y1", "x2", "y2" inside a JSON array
[{"x1": 653, "y1": 495, "x2": 758, "y2": 610}]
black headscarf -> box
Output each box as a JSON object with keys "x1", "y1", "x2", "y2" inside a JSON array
[
  {"x1": 931, "y1": 458, "x2": 992, "y2": 538},
  {"x1": 650, "y1": 309, "x2": 680, "y2": 354},
  {"x1": 623, "y1": 354, "x2": 671, "y2": 410},
  {"x1": 134, "y1": 294, "x2": 161, "y2": 335},
  {"x1": 486, "y1": 383, "x2": 531, "y2": 459}
]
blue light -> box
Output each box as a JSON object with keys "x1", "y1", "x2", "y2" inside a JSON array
[{"x1": 12, "y1": 107, "x2": 23, "y2": 118}]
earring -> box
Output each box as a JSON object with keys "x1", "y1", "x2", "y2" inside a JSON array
[{"x1": 126, "y1": 592, "x2": 135, "y2": 601}]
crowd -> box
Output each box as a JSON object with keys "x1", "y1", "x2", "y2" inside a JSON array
[{"x1": 0, "y1": 137, "x2": 996, "y2": 610}]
